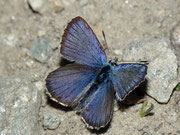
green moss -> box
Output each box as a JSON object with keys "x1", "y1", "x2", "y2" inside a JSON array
[
  {"x1": 140, "y1": 101, "x2": 154, "y2": 117},
  {"x1": 176, "y1": 83, "x2": 180, "y2": 91}
]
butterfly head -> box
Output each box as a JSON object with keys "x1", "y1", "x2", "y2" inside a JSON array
[{"x1": 109, "y1": 58, "x2": 118, "y2": 66}]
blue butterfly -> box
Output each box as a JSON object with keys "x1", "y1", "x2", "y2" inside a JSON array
[{"x1": 46, "y1": 16, "x2": 147, "y2": 130}]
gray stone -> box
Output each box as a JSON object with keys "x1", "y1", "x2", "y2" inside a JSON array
[
  {"x1": 0, "y1": 75, "x2": 41, "y2": 135},
  {"x1": 42, "y1": 112, "x2": 61, "y2": 130},
  {"x1": 170, "y1": 21, "x2": 180, "y2": 66},
  {"x1": 123, "y1": 38, "x2": 179, "y2": 103},
  {"x1": 30, "y1": 36, "x2": 52, "y2": 63}
]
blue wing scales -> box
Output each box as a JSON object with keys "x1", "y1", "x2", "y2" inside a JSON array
[
  {"x1": 111, "y1": 64, "x2": 147, "y2": 101},
  {"x1": 81, "y1": 80, "x2": 114, "y2": 129},
  {"x1": 60, "y1": 16, "x2": 107, "y2": 68},
  {"x1": 46, "y1": 16, "x2": 148, "y2": 130},
  {"x1": 46, "y1": 64, "x2": 99, "y2": 107}
]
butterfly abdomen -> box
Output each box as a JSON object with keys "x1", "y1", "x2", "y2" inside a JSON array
[{"x1": 77, "y1": 64, "x2": 112, "y2": 112}]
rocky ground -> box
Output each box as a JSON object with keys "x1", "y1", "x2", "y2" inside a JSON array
[{"x1": 0, "y1": 0, "x2": 180, "y2": 135}]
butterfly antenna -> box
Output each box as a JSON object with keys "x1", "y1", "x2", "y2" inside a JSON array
[
  {"x1": 102, "y1": 30, "x2": 109, "y2": 52},
  {"x1": 140, "y1": 60, "x2": 149, "y2": 65},
  {"x1": 119, "y1": 60, "x2": 149, "y2": 65}
]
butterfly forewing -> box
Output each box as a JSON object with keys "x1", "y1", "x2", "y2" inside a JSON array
[
  {"x1": 61, "y1": 16, "x2": 107, "y2": 68},
  {"x1": 111, "y1": 64, "x2": 147, "y2": 101},
  {"x1": 46, "y1": 64, "x2": 99, "y2": 107}
]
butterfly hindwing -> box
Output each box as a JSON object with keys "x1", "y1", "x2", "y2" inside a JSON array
[
  {"x1": 61, "y1": 16, "x2": 107, "y2": 68},
  {"x1": 81, "y1": 80, "x2": 114, "y2": 129},
  {"x1": 111, "y1": 64, "x2": 147, "y2": 100},
  {"x1": 46, "y1": 64, "x2": 99, "y2": 107}
]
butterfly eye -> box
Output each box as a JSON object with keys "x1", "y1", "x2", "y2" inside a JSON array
[{"x1": 109, "y1": 58, "x2": 118, "y2": 66}]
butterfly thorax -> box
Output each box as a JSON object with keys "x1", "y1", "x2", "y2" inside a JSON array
[
  {"x1": 95, "y1": 64, "x2": 112, "y2": 84},
  {"x1": 95, "y1": 58, "x2": 118, "y2": 84}
]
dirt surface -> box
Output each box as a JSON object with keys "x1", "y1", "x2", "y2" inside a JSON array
[{"x1": 0, "y1": 0, "x2": 180, "y2": 135}]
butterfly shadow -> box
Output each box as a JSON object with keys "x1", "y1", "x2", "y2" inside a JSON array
[
  {"x1": 88, "y1": 122, "x2": 111, "y2": 134},
  {"x1": 117, "y1": 79, "x2": 148, "y2": 110},
  {"x1": 59, "y1": 57, "x2": 74, "y2": 67},
  {"x1": 89, "y1": 80, "x2": 148, "y2": 134},
  {"x1": 46, "y1": 97, "x2": 73, "y2": 112}
]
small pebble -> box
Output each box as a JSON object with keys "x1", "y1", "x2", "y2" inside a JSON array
[
  {"x1": 28, "y1": 0, "x2": 44, "y2": 13},
  {"x1": 30, "y1": 36, "x2": 52, "y2": 63},
  {"x1": 42, "y1": 112, "x2": 61, "y2": 130}
]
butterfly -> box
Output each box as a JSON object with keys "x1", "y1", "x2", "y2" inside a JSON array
[{"x1": 46, "y1": 16, "x2": 147, "y2": 130}]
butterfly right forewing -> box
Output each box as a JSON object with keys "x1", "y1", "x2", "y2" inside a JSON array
[{"x1": 111, "y1": 64, "x2": 147, "y2": 101}]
